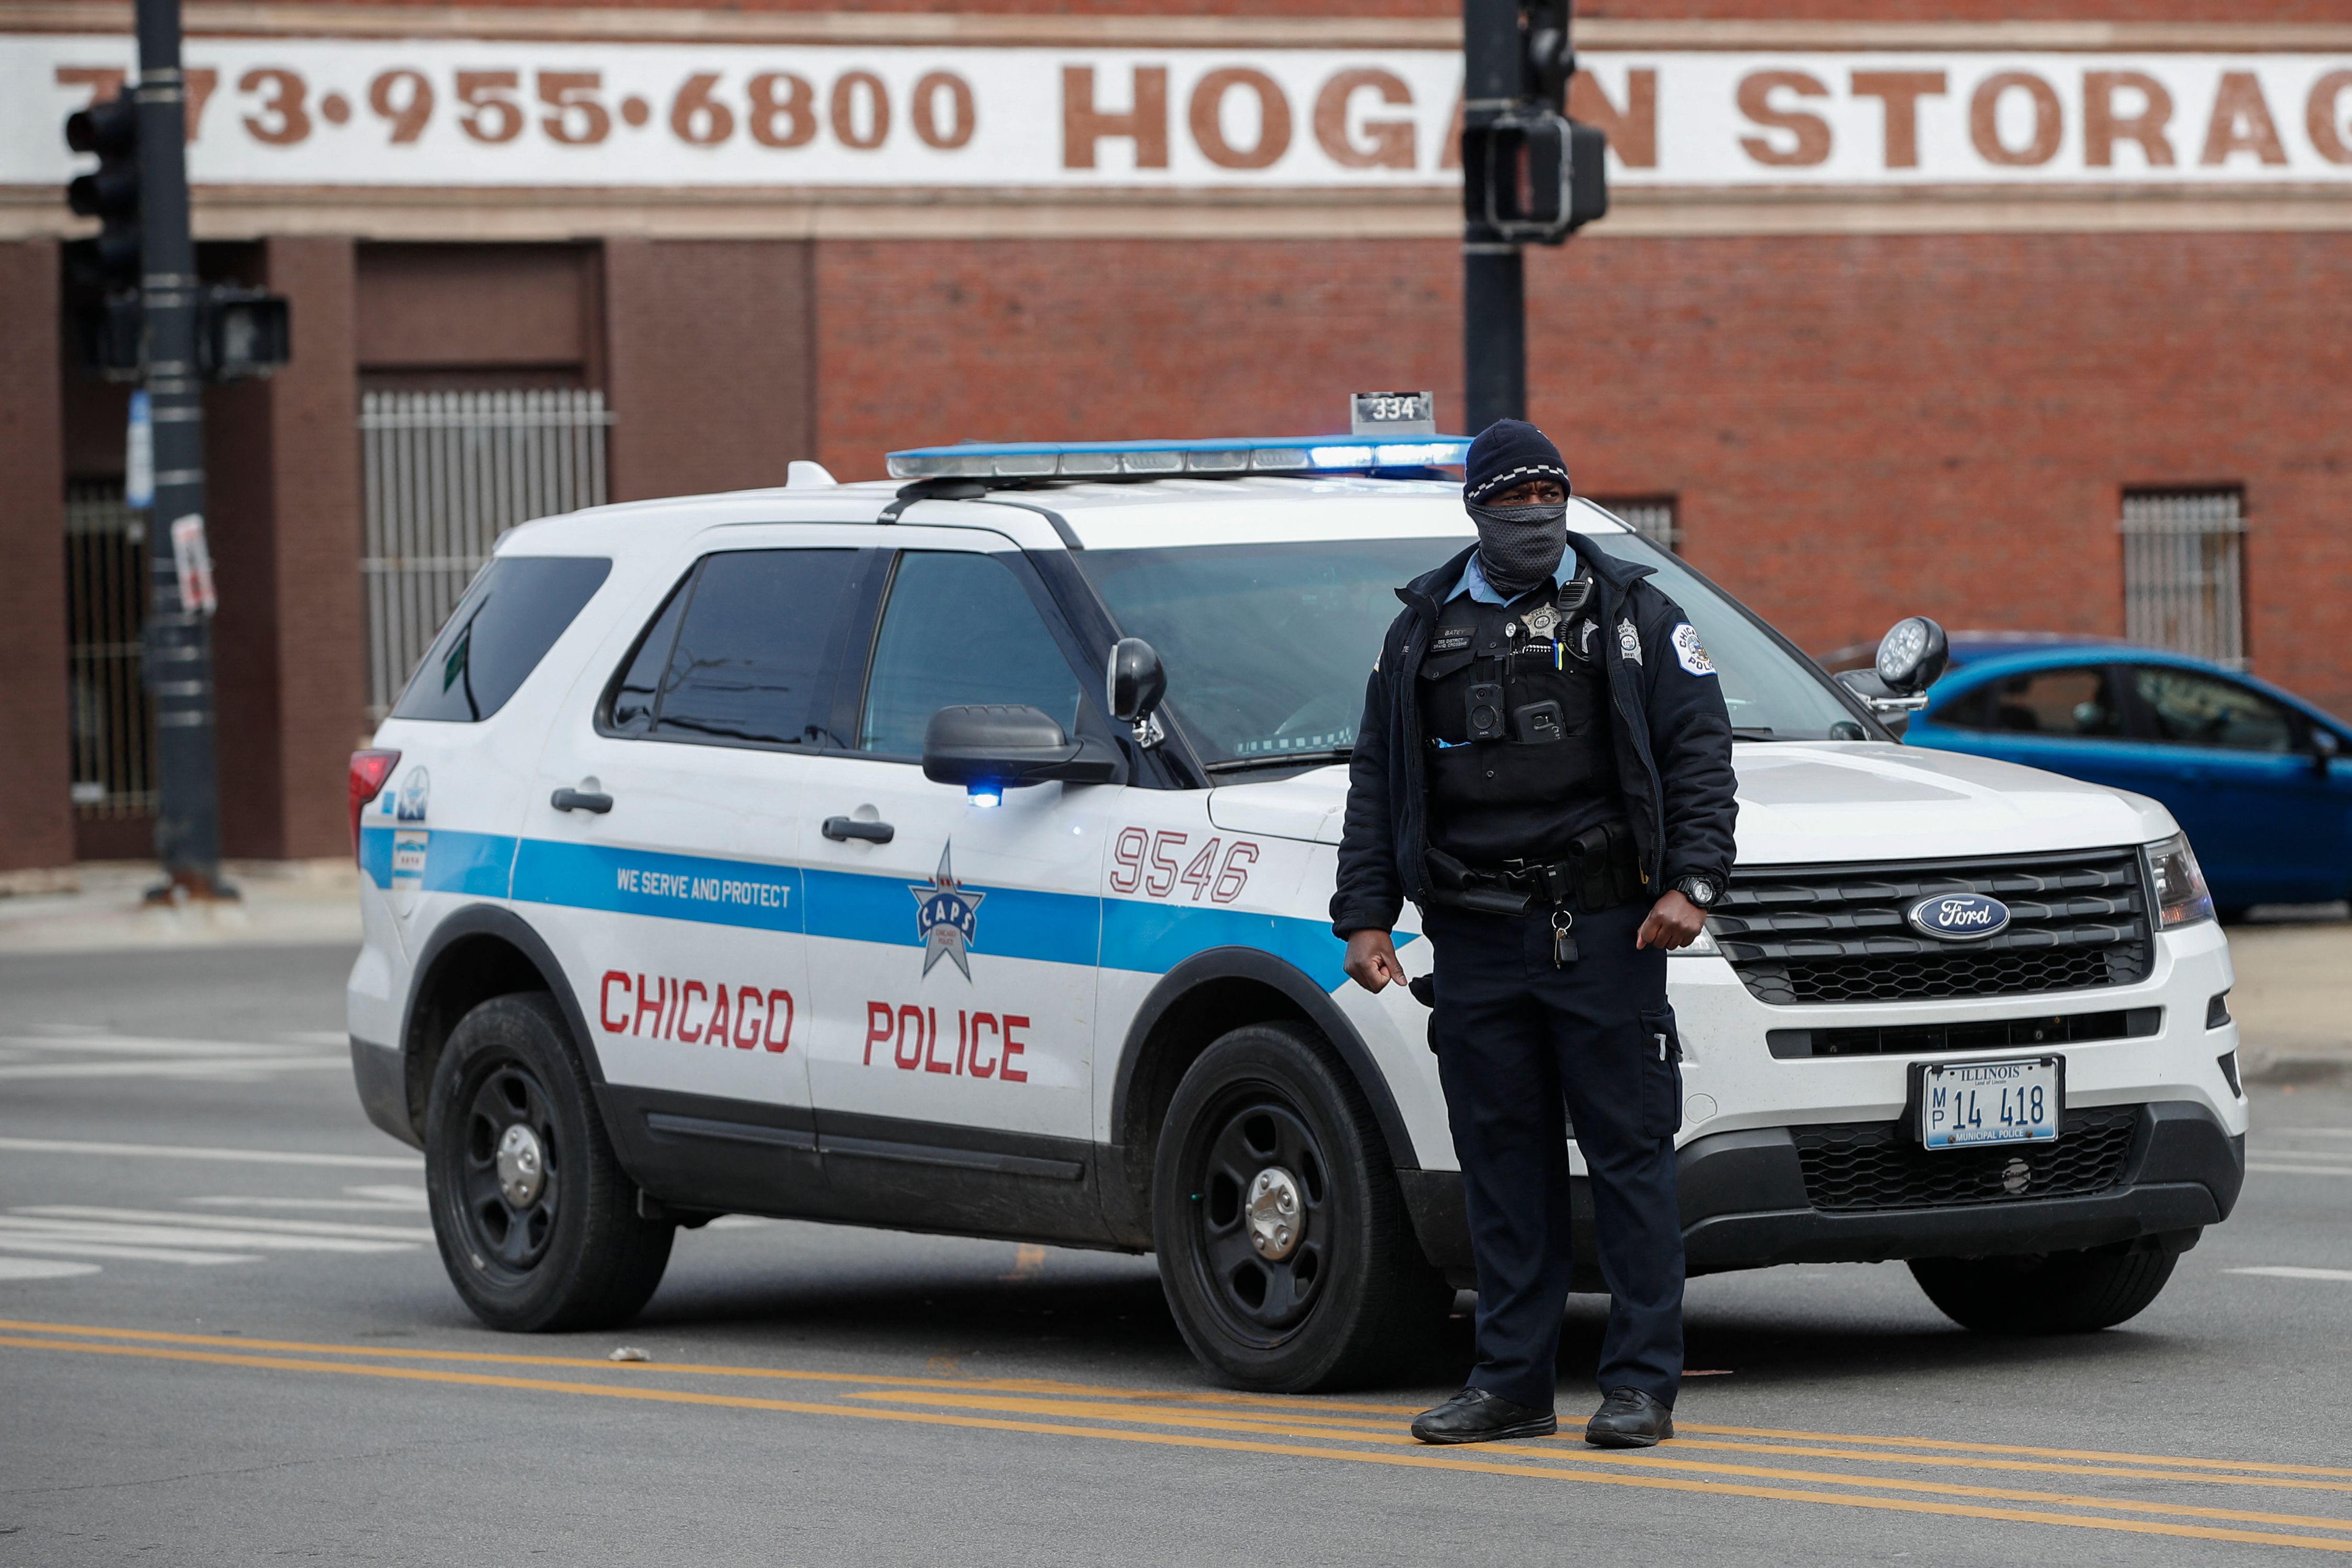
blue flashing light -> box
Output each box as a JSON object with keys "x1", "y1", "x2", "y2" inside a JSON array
[
  {"x1": 967, "y1": 786, "x2": 1003, "y2": 808},
  {"x1": 885, "y1": 434, "x2": 1471, "y2": 482}
]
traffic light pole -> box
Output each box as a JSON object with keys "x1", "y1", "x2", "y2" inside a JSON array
[
  {"x1": 1461, "y1": 0, "x2": 1528, "y2": 432},
  {"x1": 133, "y1": 0, "x2": 228, "y2": 898}
]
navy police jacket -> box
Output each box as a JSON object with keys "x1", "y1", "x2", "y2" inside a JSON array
[{"x1": 1330, "y1": 533, "x2": 1739, "y2": 938}]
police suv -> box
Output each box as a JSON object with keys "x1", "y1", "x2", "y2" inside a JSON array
[{"x1": 348, "y1": 424, "x2": 2247, "y2": 1391}]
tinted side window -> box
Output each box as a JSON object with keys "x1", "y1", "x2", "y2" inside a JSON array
[
  {"x1": 2134, "y1": 666, "x2": 2296, "y2": 753},
  {"x1": 1929, "y1": 683, "x2": 1997, "y2": 730},
  {"x1": 859, "y1": 552, "x2": 1082, "y2": 756},
  {"x1": 393, "y1": 556, "x2": 611, "y2": 722},
  {"x1": 1952, "y1": 666, "x2": 2125, "y2": 739},
  {"x1": 601, "y1": 549, "x2": 859, "y2": 747},
  {"x1": 605, "y1": 574, "x2": 691, "y2": 736}
]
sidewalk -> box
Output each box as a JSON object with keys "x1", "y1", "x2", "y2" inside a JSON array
[
  {"x1": 0, "y1": 860, "x2": 363, "y2": 955},
  {"x1": 2227, "y1": 910, "x2": 2352, "y2": 1085}
]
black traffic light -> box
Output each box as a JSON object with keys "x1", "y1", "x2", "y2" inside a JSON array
[
  {"x1": 1465, "y1": 110, "x2": 1608, "y2": 245},
  {"x1": 65, "y1": 94, "x2": 141, "y2": 286}
]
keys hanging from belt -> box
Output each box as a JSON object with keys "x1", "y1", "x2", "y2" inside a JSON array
[{"x1": 1552, "y1": 908, "x2": 1579, "y2": 966}]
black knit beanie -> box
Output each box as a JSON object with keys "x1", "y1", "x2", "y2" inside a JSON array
[{"x1": 1462, "y1": 419, "x2": 1571, "y2": 505}]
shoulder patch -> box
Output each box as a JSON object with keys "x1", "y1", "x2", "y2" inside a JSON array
[
  {"x1": 1617, "y1": 618, "x2": 1642, "y2": 665},
  {"x1": 1671, "y1": 622, "x2": 1717, "y2": 676}
]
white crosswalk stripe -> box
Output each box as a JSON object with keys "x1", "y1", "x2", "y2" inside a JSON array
[
  {"x1": 0, "y1": 1034, "x2": 349, "y2": 1081},
  {"x1": 18, "y1": 1206, "x2": 434, "y2": 1242},
  {"x1": 0, "y1": 1137, "x2": 419, "y2": 1170},
  {"x1": 0, "y1": 1186, "x2": 437, "y2": 1283}
]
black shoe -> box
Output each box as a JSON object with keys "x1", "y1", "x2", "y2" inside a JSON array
[
  {"x1": 1585, "y1": 1387, "x2": 1674, "y2": 1448},
  {"x1": 1410, "y1": 1387, "x2": 1558, "y2": 1445}
]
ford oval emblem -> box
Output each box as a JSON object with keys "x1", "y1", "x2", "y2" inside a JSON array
[{"x1": 1907, "y1": 893, "x2": 2010, "y2": 941}]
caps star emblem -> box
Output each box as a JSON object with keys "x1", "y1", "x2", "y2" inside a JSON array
[{"x1": 910, "y1": 841, "x2": 986, "y2": 979}]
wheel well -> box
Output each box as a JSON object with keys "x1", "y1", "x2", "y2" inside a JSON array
[
  {"x1": 1112, "y1": 976, "x2": 1331, "y2": 1237},
  {"x1": 401, "y1": 933, "x2": 555, "y2": 1139}
]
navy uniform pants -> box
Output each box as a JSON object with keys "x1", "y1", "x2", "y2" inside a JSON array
[{"x1": 1424, "y1": 899, "x2": 1685, "y2": 1412}]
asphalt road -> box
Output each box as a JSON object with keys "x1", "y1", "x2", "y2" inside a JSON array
[{"x1": 4, "y1": 944, "x2": 2349, "y2": 1566}]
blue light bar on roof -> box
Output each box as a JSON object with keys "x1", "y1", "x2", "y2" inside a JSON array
[{"x1": 884, "y1": 434, "x2": 1472, "y2": 481}]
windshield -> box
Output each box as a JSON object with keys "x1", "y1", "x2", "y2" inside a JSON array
[{"x1": 1075, "y1": 533, "x2": 1871, "y2": 768}]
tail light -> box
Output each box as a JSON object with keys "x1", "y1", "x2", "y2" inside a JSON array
[{"x1": 349, "y1": 749, "x2": 401, "y2": 860}]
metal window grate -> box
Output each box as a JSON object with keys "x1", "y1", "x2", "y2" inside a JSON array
[
  {"x1": 1594, "y1": 496, "x2": 1679, "y2": 554},
  {"x1": 360, "y1": 388, "x2": 612, "y2": 718},
  {"x1": 2121, "y1": 488, "x2": 2246, "y2": 669},
  {"x1": 64, "y1": 481, "x2": 155, "y2": 817}
]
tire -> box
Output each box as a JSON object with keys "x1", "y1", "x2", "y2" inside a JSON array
[
  {"x1": 424, "y1": 993, "x2": 674, "y2": 1332},
  {"x1": 1152, "y1": 1022, "x2": 1449, "y2": 1392},
  {"x1": 1908, "y1": 1244, "x2": 2178, "y2": 1334}
]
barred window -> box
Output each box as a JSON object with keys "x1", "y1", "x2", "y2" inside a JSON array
[
  {"x1": 1592, "y1": 495, "x2": 1680, "y2": 554},
  {"x1": 2120, "y1": 488, "x2": 2246, "y2": 670}
]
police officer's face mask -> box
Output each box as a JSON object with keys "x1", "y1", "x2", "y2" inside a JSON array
[{"x1": 1467, "y1": 500, "x2": 1570, "y2": 598}]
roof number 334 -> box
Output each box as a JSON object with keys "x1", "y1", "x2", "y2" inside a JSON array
[{"x1": 1110, "y1": 829, "x2": 1258, "y2": 904}]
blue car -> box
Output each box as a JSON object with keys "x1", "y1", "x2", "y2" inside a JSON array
[{"x1": 1901, "y1": 640, "x2": 2352, "y2": 914}]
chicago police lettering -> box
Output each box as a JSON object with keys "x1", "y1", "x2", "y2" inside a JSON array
[
  {"x1": 912, "y1": 841, "x2": 984, "y2": 978},
  {"x1": 1906, "y1": 892, "x2": 2012, "y2": 941},
  {"x1": 599, "y1": 969, "x2": 794, "y2": 1051},
  {"x1": 864, "y1": 1003, "x2": 1031, "y2": 1081}
]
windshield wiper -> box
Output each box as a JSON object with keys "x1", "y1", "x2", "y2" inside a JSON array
[
  {"x1": 1206, "y1": 747, "x2": 1353, "y2": 774},
  {"x1": 1731, "y1": 727, "x2": 1780, "y2": 740}
]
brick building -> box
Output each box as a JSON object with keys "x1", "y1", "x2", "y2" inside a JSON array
[{"x1": 2, "y1": 0, "x2": 2348, "y2": 883}]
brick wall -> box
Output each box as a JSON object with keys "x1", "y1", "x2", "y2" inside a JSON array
[
  {"x1": 0, "y1": 241, "x2": 75, "y2": 880},
  {"x1": 814, "y1": 230, "x2": 2352, "y2": 717}
]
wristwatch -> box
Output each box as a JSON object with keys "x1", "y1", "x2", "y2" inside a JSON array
[{"x1": 1674, "y1": 875, "x2": 1719, "y2": 908}]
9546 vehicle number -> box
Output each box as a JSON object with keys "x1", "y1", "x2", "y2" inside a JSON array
[{"x1": 1918, "y1": 1056, "x2": 2062, "y2": 1151}]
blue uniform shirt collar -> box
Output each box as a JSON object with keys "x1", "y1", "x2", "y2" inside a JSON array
[{"x1": 1448, "y1": 550, "x2": 1582, "y2": 605}]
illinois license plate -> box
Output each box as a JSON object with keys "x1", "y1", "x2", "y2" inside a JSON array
[{"x1": 1919, "y1": 1056, "x2": 2061, "y2": 1150}]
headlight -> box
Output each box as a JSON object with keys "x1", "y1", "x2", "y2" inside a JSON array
[
  {"x1": 1668, "y1": 921, "x2": 1722, "y2": 957},
  {"x1": 2143, "y1": 833, "x2": 2215, "y2": 929}
]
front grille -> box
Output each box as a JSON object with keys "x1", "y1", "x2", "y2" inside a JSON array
[
  {"x1": 1767, "y1": 1006, "x2": 2161, "y2": 1059},
  {"x1": 1717, "y1": 849, "x2": 2152, "y2": 1006},
  {"x1": 1794, "y1": 1106, "x2": 2141, "y2": 1212}
]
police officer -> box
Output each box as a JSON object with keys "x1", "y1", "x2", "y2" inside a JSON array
[{"x1": 1331, "y1": 419, "x2": 1737, "y2": 1448}]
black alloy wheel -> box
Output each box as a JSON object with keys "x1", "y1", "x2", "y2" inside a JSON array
[
  {"x1": 425, "y1": 992, "x2": 674, "y2": 1332},
  {"x1": 1191, "y1": 1093, "x2": 1330, "y2": 1337},
  {"x1": 1152, "y1": 1022, "x2": 1449, "y2": 1392},
  {"x1": 455, "y1": 1060, "x2": 563, "y2": 1279}
]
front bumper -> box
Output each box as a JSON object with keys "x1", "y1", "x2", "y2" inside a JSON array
[
  {"x1": 1400, "y1": 1099, "x2": 2244, "y2": 1282},
  {"x1": 1676, "y1": 1099, "x2": 2243, "y2": 1273}
]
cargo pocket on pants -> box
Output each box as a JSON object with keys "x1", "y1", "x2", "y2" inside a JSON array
[{"x1": 1638, "y1": 1006, "x2": 1683, "y2": 1138}]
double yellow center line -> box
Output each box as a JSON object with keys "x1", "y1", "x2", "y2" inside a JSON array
[{"x1": 6, "y1": 1317, "x2": 2349, "y2": 1552}]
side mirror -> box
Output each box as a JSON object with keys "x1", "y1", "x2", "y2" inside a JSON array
[
  {"x1": 2313, "y1": 727, "x2": 2342, "y2": 775},
  {"x1": 921, "y1": 704, "x2": 1121, "y2": 795},
  {"x1": 1875, "y1": 616, "x2": 1950, "y2": 697},
  {"x1": 1106, "y1": 637, "x2": 1166, "y2": 722},
  {"x1": 1105, "y1": 637, "x2": 1167, "y2": 748}
]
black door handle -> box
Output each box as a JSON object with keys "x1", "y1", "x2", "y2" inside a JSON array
[
  {"x1": 551, "y1": 788, "x2": 613, "y2": 814},
  {"x1": 822, "y1": 815, "x2": 894, "y2": 844}
]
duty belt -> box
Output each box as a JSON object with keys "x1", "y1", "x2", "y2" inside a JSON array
[{"x1": 1421, "y1": 821, "x2": 1644, "y2": 919}]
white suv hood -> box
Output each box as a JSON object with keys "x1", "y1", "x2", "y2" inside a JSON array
[{"x1": 1205, "y1": 744, "x2": 2177, "y2": 861}]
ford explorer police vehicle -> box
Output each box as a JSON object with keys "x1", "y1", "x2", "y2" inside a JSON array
[{"x1": 348, "y1": 428, "x2": 2246, "y2": 1392}]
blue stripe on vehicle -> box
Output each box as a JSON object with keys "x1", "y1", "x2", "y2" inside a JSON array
[
  {"x1": 801, "y1": 867, "x2": 1099, "y2": 964},
  {"x1": 511, "y1": 838, "x2": 802, "y2": 933},
  {"x1": 359, "y1": 822, "x2": 395, "y2": 888},
  {"x1": 383, "y1": 833, "x2": 1410, "y2": 989},
  {"x1": 1101, "y1": 899, "x2": 1353, "y2": 993}
]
